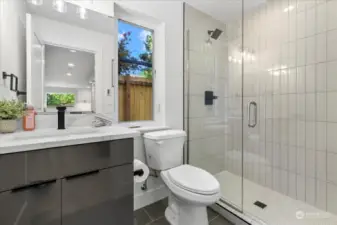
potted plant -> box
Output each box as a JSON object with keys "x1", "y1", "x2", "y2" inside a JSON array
[{"x1": 0, "y1": 100, "x2": 25, "y2": 133}]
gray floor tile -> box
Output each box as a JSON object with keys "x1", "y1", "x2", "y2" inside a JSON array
[
  {"x1": 143, "y1": 198, "x2": 167, "y2": 220},
  {"x1": 134, "y1": 209, "x2": 152, "y2": 225},
  {"x1": 148, "y1": 217, "x2": 170, "y2": 225},
  {"x1": 207, "y1": 207, "x2": 219, "y2": 221},
  {"x1": 210, "y1": 216, "x2": 234, "y2": 225}
]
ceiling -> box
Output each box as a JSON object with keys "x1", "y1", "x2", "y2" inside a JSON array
[
  {"x1": 27, "y1": 0, "x2": 114, "y2": 34},
  {"x1": 44, "y1": 45, "x2": 95, "y2": 89}
]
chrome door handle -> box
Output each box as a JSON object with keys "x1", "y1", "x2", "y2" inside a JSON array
[{"x1": 248, "y1": 101, "x2": 257, "y2": 128}]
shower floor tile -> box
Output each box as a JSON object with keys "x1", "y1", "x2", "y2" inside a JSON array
[{"x1": 215, "y1": 171, "x2": 337, "y2": 225}]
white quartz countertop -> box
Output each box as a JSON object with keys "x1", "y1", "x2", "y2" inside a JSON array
[{"x1": 0, "y1": 126, "x2": 140, "y2": 155}]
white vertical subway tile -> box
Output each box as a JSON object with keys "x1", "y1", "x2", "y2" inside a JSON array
[
  {"x1": 288, "y1": 172, "x2": 297, "y2": 199},
  {"x1": 327, "y1": 92, "x2": 337, "y2": 122},
  {"x1": 327, "y1": 61, "x2": 337, "y2": 92},
  {"x1": 327, "y1": 29, "x2": 337, "y2": 61},
  {"x1": 316, "y1": 122, "x2": 327, "y2": 151},
  {"x1": 297, "y1": 11, "x2": 306, "y2": 39},
  {"x1": 316, "y1": 33, "x2": 327, "y2": 63},
  {"x1": 281, "y1": 144, "x2": 288, "y2": 170},
  {"x1": 327, "y1": 153, "x2": 337, "y2": 184},
  {"x1": 273, "y1": 168, "x2": 282, "y2": 193},
  {"x1": 316, "y1": 180, "x2": 327, "y2": 211},
  {"x1": 327, "y1": 0, "x2": 337, "y2": 31},
  {"x1": 327, "y1": 123, "x2": 337, "y2": 153},
  {"x1": 306, "y1": 149, "x2": 316, "y2": 178},
  {"x1": 306, "y1": 65, "x2": 316, "y2": 93},
  {"x1": 306, "y1": 6, "x2": 316, "y2": 37},
  {"x1": 289, "y1": 120, "x2": 297, "y2": 146},
  {"x1": 316, "y1": 93, "x2": 327, "y2": 121},
  {"x1": 306, "y1": 36, "x2": 316, "y2": 65},
  {"x1": 281, "y1": 170, "x2": 288, "y2": 195},
  {"x1": 273, "y1": 143, "x2": 281, "y2": 168},
  {"x1": 288, "y1": 146, "x2": 297, "y2": 172},
  {"x1": 306, "y1": 177, "x2": 316, "y2": 206},
  {"x1": 297, "y1": 94, "x2": 306, "y2": 121},
  {"x1": 265, "y1": 166, "x2": 273, "y2": 189},
  {"x1": 316, "y1": 150, "x2": 327, "y2": 181},
  {"x1": 306, "y1": 121, "x2": 316, "y2": 150},
  {"x1": 297, "y1": 67, "x2": 306, "y2": 93},
  {"x1": 297, "y1": 39, "x2": 306, "y2": 67},
  {"x1": 297, "y1": 147, "x2": 306, "y2": 175},
  {"x1": 316, "y1": 2, "x2": 327, "y2": 34},
  {"x1": 316, "y1": 63, "x2": 326, "y2": 92},
  {"x1": 306, "y1": 94, "x2": 316, "y2": 121},
  {"x1": 327, "y1": 183, "x2": 337, "y2": 214},
  {"x1": 288, "y1": 68, "x2": 297, "y2": 93},
  {"x1": 297, "y1": 175, "x2": 306, "y2": 202},
  {"x1": 297, "y1": 120, "x2": 306, "y2": 147}
]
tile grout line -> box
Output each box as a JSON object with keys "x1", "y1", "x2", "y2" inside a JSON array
[{"x1": 143, "y1": 208, "x2": 155, "y2": 223}]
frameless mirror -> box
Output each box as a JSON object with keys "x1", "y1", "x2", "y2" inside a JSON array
[{"x1": 23, "y1": 0, "x2": 115, "y2": 113}]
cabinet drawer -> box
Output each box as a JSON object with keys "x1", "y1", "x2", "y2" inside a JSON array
[
  {"x1": 0, "y1": 153, "x2": 26, "y2": 192},
  {"x1": 108, "y1": 138, "x2": 133, "y2": 166},
  {"x1": 57, "y1": 141, "x2": 111, "y2": 177},
  {"x1": 0, "y1": 180, "x2": 61, "y2": 225},
  {"x1": 27, "y1": 149, "x2": 59, "y2": 183},
  {"x1": 62, "y1": 165, "x2": 133, "y2": 225}
]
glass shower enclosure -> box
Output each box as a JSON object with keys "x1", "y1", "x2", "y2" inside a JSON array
[{"x1": 185, "y1": 1, "x2": 337, "y2": 224}]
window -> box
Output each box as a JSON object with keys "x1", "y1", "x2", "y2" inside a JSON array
[{"x1": 118, "y1": 20, "x2": 154, "y2": 122}]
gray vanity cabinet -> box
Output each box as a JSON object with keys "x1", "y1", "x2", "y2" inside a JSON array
[
  {"x1": 0, "y1": 153, "x2": 26, "y2": 192},
  {"x1": 0, "y1": 180, "x2": 61, "y2": 225},
  {"x1": 61, "y1": 165, "x2": 133, "y2": 225}
]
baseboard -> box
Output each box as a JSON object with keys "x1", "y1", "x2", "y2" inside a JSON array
[{"x1": 134, "y1": 185, "x2": 168, "y2": 210}]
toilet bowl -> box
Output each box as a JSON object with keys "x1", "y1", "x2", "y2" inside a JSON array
[{"x1": 144, "y1": 130, "x2": 221, "y2": 225}]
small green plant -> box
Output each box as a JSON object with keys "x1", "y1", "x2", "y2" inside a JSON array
[{"x1": 0, "y1": 100, "x2": 25, "y2": 120}]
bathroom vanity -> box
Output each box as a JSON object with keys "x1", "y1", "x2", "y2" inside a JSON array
[{"x1": 0, "y1": 126, "x2": 139, "y2": 225}]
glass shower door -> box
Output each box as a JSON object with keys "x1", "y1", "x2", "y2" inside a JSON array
[{"x1": 184, "y1": 1, "x2": 244, "y2": 212}]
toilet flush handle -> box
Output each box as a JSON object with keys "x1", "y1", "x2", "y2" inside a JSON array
[{"x1": 156, "y1": 141, "x2": 163, "y2": 145}]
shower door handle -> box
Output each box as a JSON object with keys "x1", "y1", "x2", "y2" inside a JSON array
[{"x1": 248, "y1": 101, "x2": 257, "y2": 128}]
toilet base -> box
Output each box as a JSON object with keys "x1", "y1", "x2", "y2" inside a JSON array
[{"x1": 165, "y1": 193, "x2": 209, "y2": 225}]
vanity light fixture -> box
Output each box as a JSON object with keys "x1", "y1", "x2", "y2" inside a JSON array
[
  {"x1": 53, "y1": 0, "x2": 67, "y2": 13},
  {"x1": 66, "y1": 72, "x2": 72, "y2": 76},
  {"x1": 77, "y1": 7, "x2": 88, "y2": 20},
  {"x1": 68, "y1": 63, "x2": 75, "y2": 68},
  {"x1": 28, "y1": 0, "x2": 43, "y2": 5}
]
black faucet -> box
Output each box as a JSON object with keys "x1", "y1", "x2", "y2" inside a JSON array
[{"x1": 56, "y1": 106, "x2": 67, "y2": 130}]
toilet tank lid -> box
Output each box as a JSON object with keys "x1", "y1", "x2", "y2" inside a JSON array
[{"x1": 144, "y1": 130, "x2": 186, "y2": 140}]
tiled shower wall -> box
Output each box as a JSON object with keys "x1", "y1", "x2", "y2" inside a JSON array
[{"x1": 224, "y1": 0, "x2": 337, "y2": 215}]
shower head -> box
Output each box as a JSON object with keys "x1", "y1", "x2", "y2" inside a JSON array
[{"x1": 208, "y1": 29, "x2": 223, "y2": 40}]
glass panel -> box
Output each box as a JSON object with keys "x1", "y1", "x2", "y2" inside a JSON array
[
  {"x1": 243, "y1": 0, "x2": 337, "y2": 224},
  {"x1": 184, "y1": 1, "x2": 244, "y2": 211}
]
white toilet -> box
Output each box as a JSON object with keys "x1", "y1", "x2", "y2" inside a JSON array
[{"x1": 144, "y1": 130, "x2": 221, "y2": 225}]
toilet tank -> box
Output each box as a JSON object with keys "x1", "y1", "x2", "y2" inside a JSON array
[{"x1": 143, "y1": 130, "x2": 186, "y2": 170}]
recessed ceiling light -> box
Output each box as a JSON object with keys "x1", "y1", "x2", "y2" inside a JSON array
[
  {"x1": 66, "y1": 72, "x2": 72, "y2": 76},
  {"x1": 28, "y1": 0, "x2": 43, "y2": 5},
  {"x1": 68, "y1": 63, "x2": 75, "y2": 68},
  {"x1": 70, "y1": 49, "x2": 76, "y2": 53},
  {"x1": 77, "y1": 7, "x2": 88, "y2": 20},
  {"x1": 53, "y1": 0, "x2": 67, "y2": 13}
]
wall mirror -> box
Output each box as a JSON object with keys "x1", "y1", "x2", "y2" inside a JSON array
[{"x1": 24, "y1": 0, "x2": 115, "y2": 113}]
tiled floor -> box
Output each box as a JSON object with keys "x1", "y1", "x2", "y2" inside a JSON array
[{"x1": 134, "y1": 198, "x2": 233, "y2": 225}]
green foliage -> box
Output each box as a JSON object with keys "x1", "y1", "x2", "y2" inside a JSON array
[
  {"x1": 118, "y1": 30, "x2": 153, "y2": 79},
  {"x1": 47, "y1": 93, "x2": 75, "y2": 106},
  {"x1": 118, "y1": 32, "x2": 141, "y2": 76},
  {"x1": 0, "y1": 100, "x2": 25, "y2": 120},
  {"x1": 139, "y1": 35, "x2": 153, "y2": 79}
]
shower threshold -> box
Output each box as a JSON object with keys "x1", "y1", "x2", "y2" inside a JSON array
[{"x1": 214, "y1": 171, "x2": 337, "y2": 225}]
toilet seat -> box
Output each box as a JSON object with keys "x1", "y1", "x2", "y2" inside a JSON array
[{"x1": 167, "y1": 165, "x2": 220, "y2": 195}]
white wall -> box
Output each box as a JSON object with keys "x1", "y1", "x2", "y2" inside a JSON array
[
  {"x1": 0, "y1": 0, "x2": 26, "y2": 100},
  {"x1": 30, "y1": 14, "x2": 114, "y2": 115}
]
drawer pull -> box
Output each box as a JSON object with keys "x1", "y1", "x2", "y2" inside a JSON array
[
  {"x1": 65, "y1": 170, "x2": 100, "y2": 181},
  {"x1": 11, "y1": 179, "x2": 57, "y2": 193}
]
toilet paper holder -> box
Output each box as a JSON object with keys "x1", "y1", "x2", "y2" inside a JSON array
[{"x1": 134, "y1": 169, "x2": 144, "y2": 177}]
